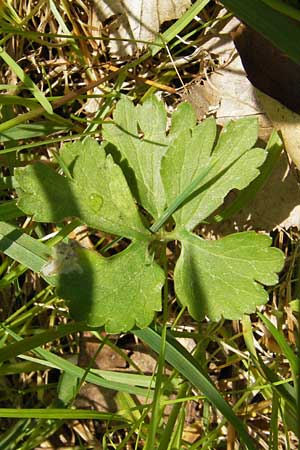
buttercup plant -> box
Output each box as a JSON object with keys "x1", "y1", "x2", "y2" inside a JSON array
[{"x1": 15, "y1": 96, "x2": 284, "y2": 333}]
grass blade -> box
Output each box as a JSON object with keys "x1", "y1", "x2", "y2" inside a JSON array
[
  {"x1": 0, "y1": 322, "x2": 87, "y2": 363},
  {"x1": 3, "y1": 326, "x2": 153, "y2": 398},
  {"x1": 221, "y1": 0, "x2": 300, "y2": 64},
  {"x1": 257, "y1": 312, "x2": 299, "y2": 378},
  {"x1": 134, "y1": 327, "x2": 256, "y2": 450},
  {"x1": 0, "y1": 46, "x2": 53, "y2": 113},
  {"x1": 0, "y1": 221, "x2": 50, "y2": 273},
  {"x1": 261, "y1": 0, "x2": 300, "y2": 20},
  {"x1": 0, "y1": 408, "x2": 127, "y2": 421},
  {"x1": 151, "y1": 160, "x2": 216, "y2": 232},
  {"x1": 0, "y1": 201, "x2": 23, "y2": 220},
  {"x1": 0, "y1": 121, "x2": 69, "y2": 142},
  {"x1": 150, "y1": 0, "x2": 210, "y2": 55}
]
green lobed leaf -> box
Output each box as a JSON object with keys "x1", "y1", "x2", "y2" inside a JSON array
[
  {"x1": 214, "y1": 130, "x2": 282, "y2": 223},
  {"x1": 174, "y1": 230, "x2": 284, "y2": 321},
  {"x1": 168, "y1": 101, "x2": 198, "y2": 137},
  {"x1": 162, "y1": 116, "x2": 266, "y2": 230},
  {"x1": 15, "y1": 138, "x2": 149, "y2": 240},
  {"x1": 59, "y1": 139, "x2": 82, "y2": 171},
  {"x1": 8, "y1": 97, "x2": 285, "y2": 335},
  {"x1": 161, "y1": 117, "x2": 216, "y2": 226},
  {"x1": 102, "y1": 95, "x2": 169, "y2": 219},
  {"x1": 57, "y1": 241, "x2": 165, "y2": 333}
]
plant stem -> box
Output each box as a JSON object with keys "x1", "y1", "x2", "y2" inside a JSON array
[{"x1": 145, "y1": 245, "x2": 168, "y2": 450}]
